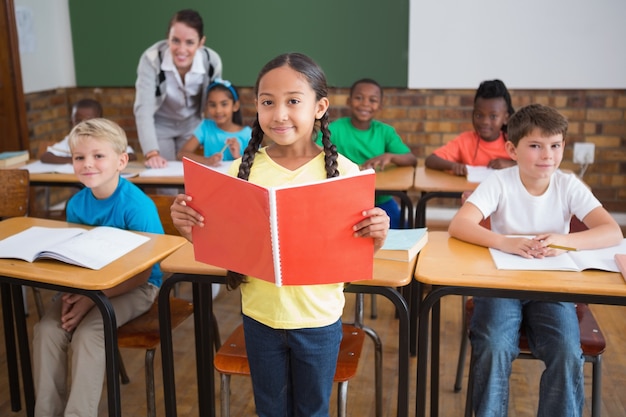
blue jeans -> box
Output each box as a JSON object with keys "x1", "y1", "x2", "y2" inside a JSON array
[
  {"x1": 242, "y1": 315, "x2": 342, "y2": 417},
  {"x1": 470, "y1": 297, "x2": 584, "y2": 417},
  {"x1": 377, "y1": 198, "x2": 402, "y2": 229}
]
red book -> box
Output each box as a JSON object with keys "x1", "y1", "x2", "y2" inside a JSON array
[
  {"x1": 616, "y1": 254, "x2": 626, "y2": 281},
  {"x1": 183, "y1": 158, "x2": 376, "y2": 286}
]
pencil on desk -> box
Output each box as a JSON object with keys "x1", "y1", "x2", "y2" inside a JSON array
[{"x1": 548, "y1": 244, "x2": 577, "y2": 251}]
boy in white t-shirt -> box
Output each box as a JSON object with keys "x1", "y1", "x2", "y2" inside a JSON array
[
  {"x1": 41, "y1": 99, "x2": 136, "y2": 164},
  {"x1": 449, "y1": 103, "x2": 623, "y2": 417}
]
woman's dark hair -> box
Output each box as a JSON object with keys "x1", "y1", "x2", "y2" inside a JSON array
[
  {"x1": 168, "y1": 9, "x2": 204, "y2": 39},
  {"x1": 474, "y1": 79, "x2": 515, "y2": 132},
  {"x1": 207, "y1": 82, "x2": 243, "y2": 125},
  {"x1": 226, "y1": 52, "x2": 339, "y2": 290}
]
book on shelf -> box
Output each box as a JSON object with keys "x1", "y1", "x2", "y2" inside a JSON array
[
  {"x1": 616, "y1": 254, "x2": 626, "y2": 280},
  {"x1": 0, "y1": 150, "x2": 29, "y2": 168},
  {"x1": 0, "y1": 226, "x2": 150, "y2": 270},
  {"x1": 489, "y1": 238, "x2": 626, "y2": 272},
  {"x1": 375, "y1": 228, "x2": 428, "y2": 262},
  {"x1": 183, "y1": 157, "x2": 376, "y2": 286}
]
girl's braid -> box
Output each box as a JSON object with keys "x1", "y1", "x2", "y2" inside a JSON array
[
  {"x1": 237, "y1": 116, "x2": 264, "y2": 181},
  {"x1": 319, "y1": 113, "x2": 339, "y2": 178},
  {"x1": 225, "y1": 116, "x2": 264, "y2": 290}
]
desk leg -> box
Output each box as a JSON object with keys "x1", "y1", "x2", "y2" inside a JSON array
[
  {"x1": 345, "y1": 285, "x2": 409, "y2": 417},
  {"x1": 10, "y1": 284, "x2": 35, "y2": 417},
  {"x1": 88, "y1": 291, "x2": 120, "y2": 417},
  {"x1": 192, "y1": 281, "x2": 215, "y2": 417},
  {"x1": 159, "y1": 274, "x2": 218, "y2": 417},
  {"x1": 158, "y1": 276, "x2": 178, "y2": 417},
  {"x1": 1, "y1": 283, "x2": 21, "y2": 412}
]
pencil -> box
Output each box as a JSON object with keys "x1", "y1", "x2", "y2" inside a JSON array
[
  {"x1": 219, "y1": 144, "x2": 229, "y2": 154},
  {"x1": 548, "y1": 244, "x2": 577, "y2": 251}
]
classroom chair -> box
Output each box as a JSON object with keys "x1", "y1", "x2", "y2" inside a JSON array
[
  {"x1": 115, "y1": 194, "x2": 220, "y2": 417},
  {"x1": 457, "y1": 300, "x2": 605, "y2": 417},
  {"x1": 0, "y1": 169, "x2": 45, "y2": 318},
  {"x1": 214, "y1": 293, "x2": 382, "y2": 417},
  {"x1": 453, "y1": 191, "x2": 606, "y2": 417}
]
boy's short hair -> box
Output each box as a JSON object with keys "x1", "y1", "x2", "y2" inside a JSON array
[
  {"x1": 349, "y1": 78, "x2": 383, "y2": 98},
  {"x1": 72, "y1": 98, "x2": 103, "y2": 118},
  {"x1": 507, "y1": 104, "x2": 568, "y2": 146},
  {"x1": 68, "y1": 118, "x2": 128, "y2": 155}
]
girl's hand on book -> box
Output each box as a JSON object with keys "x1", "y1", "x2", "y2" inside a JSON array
[
  {"x1": 171, "y1": 194, "x2": 204, "y2": 241},
  {"x1": 353, "y1": 208, "x2": 390, "y2": 251},
  {"x1": 60, "y1": 293, "x2": 94, "y2": 332}
]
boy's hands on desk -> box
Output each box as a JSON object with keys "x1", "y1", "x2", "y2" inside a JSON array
[
  {"x1": 362, "y1": 154, "x2": 394, "y2": 171},
  {"x1": 60, "y1": 293, "x2": 95, "y2": 332},
  {"x1": 353, "y1": 208, "x2": 390, "y2": 251}
]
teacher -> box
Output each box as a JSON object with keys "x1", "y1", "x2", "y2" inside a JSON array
[{"x1": 134, "y1": 9, "x2": 223, "y2": 168}]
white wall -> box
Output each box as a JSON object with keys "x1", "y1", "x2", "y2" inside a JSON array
[
  {"x1": 408, "y1": 0, "x2": 626, "y2": 89},
  {"x1": 15, "y1": 0, "x2": 75, "y2": 93}
]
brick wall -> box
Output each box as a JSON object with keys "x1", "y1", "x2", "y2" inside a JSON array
[{"x1": 24, "y1": 87, "x2": 626, "y2": 212}]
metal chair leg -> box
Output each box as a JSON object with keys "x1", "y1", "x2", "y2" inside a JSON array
[{"x1": 145, "y1": 348, "x2": 157, "y2": 417}]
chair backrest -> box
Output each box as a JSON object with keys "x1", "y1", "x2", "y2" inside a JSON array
[
  {"x1": 148, "y1": 194, "x2": 179, "y2": 236},
  {"x1": 0, "y1": 169, "x2": 29, "y2": 219}
]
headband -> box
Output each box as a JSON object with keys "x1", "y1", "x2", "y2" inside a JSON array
[{"x1": 207, "y1": 78, "x2": 239, "y2": 102}]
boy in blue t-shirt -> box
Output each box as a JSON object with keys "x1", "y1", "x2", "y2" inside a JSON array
[{"x1": 32, "y1": 118, "x2": 163, "y2": 417}]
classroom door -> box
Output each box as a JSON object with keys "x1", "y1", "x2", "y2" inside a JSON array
[{"x1": 0, "y1": 0, "x2": 29, "y2": 152}]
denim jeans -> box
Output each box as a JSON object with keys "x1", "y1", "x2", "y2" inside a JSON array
[
  {"x1": 242, "y1": 315, "x2": 343, "y2": 417},
  {"x1": 470, "y1": 297, "x2": 584, "y2": 417},
  {"x1": 377, "y1": 198, "x2": 402, "y2": 229}
]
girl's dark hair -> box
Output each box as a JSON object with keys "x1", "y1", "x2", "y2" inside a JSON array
[
  {"x1": 474, "y1": 79, "x2": 515, "y2": 132},
  {"x1": 226, "y1": 52, "x2": 339, "y2": 290},
  {"x1": 168, "y1": 9, "x2": 204, "y2": 39},
  {"x1": 207, "y1": 83, "x2": 243, "y2": 125}
]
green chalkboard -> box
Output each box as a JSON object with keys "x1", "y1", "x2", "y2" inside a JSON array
[{"x1": 68, "y1": 0, "x2": 408, "y2": 88}]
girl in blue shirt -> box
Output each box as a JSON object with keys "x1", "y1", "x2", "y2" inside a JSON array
[{"x1": 177, "y1": 78, "x2": 251, "y2": 166}]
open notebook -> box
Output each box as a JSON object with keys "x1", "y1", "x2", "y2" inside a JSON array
[{"x1": 489, "y1": 238, "x2": 626, "y2": 272}]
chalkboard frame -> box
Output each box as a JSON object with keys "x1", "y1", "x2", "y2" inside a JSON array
[{"x1": 69, "y1": 0, "x2": 408, "y2": 88}]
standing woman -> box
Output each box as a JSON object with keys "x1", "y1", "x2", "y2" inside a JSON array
[{"x1": 134, "y1": 9, "x2": 222, "y2": 168}]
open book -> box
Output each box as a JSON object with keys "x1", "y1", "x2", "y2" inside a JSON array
[
  {"x1": 616, "y1": 254, "x2": 626, "y2": 281},
  {"x1": 0, "y1": 226, "x2": 150, "y2": 270},
  {"x1": 489, "y1": 238, "x2": 626, "y2": 272},
  {"x1": 375, "y1": 228, "x2": 428, "y2": 262},
  {"x1": 466, "y1": 166, "x2": 494, "y2": 183},
  {"x1": 183, "y1": 157, "x2": 376, "y2": 286}
]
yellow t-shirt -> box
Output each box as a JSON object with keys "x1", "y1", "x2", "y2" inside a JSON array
[{"x1": 228, "y1": 147, "x2": 361, "y2": 329}]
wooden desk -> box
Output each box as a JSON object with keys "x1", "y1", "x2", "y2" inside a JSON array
[
  {"x1": 375, "y1": 166, "x2": 416, "y2": 228},
  {"x1": 412, "y1": 166, "x2": 477, "y2": 228},
  {"x1": 0, "y1": 217, "x2": 186, "y2": 417},
  {"x1": 159, "y1": 242, "x2": 415, "y2": 417},
  {"x1": 27, "y1": 162, "x2": 183, "y2": 190},
  {"x1": 414, "y1": 231, "x2": 626, "y2": 417}
]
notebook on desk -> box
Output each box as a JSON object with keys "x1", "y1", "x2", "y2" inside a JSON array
[{"x1": 616, "y1": 254, "x2": 626, "y2": 281}]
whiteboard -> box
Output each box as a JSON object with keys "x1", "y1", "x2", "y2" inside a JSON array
[{"x1": 408, "y1": 0, "x2": 626, "y2": 89}]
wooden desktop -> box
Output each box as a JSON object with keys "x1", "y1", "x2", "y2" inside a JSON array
[
  {"x1": 414, "y1": 231, "x2": 626, "y2": 417},
  {"x1": 159, "y1": 241, "x2": 416, "y2": 417},
  {"x1": 0, "y1": 217, "x2": 186, "y2": 417}
]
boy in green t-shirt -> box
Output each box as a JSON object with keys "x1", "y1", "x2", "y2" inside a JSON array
[{"x1": 321, "y1": 78, "x2": 416, "y2": 228}]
